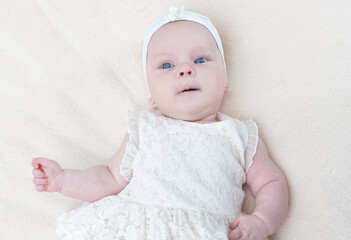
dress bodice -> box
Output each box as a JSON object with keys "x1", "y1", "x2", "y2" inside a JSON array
[{"x1": 119, "y1": 107, "x2": 258, "y2": 216}]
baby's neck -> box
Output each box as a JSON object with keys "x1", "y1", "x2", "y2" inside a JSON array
[{"x1": 184, "y1": 113, "x2": 219, "y2": 124}]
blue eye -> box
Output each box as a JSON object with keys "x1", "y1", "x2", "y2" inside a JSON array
[
  {"x1": 194, "y1": 57, "x2": 207, "y2": 64},
  {"x1": 161, "y1": 63, "x2": 174, "y2": 69}
]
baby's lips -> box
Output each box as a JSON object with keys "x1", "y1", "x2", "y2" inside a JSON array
[{"x1": 178, "y1": 87, "x2": 201, "y2": 94}]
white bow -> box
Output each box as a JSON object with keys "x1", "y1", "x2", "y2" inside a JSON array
[{"x1": 169, "y1": 6, "x2": 184, "y2": 20}]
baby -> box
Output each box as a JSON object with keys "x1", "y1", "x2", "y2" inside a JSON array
[{"x1": 32, "y1": 7, "x2": 288, "y2": 240}]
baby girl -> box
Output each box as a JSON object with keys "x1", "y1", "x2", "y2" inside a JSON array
[{"x1": 32, "y1": 7, "x2": 289, "y2": 239}]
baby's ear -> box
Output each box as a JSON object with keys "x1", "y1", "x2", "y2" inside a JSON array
[
  {"x1": 148, "y1": 97, "x2": 156, "y2": 105},
  {"x1": 224, "y1": 85, "x2": 231, "y2": 93}
]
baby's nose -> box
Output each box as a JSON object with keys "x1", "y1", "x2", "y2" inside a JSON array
[{"x1": 177, "y1": 64, "x2": 195, "y2": 77}]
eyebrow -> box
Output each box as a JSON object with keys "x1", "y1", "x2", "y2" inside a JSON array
[
  {"x1": 148, "y1": 52, "x2": 176, "y2": 66},
  {"x1": 192, "y1": 46, "x2": 213, "y2": 52},
  {"x1": 153, "y1": 51, "x2": 172, "y2": 59}
]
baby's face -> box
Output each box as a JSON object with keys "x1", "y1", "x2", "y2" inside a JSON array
[{"x1": 146, "y1": 21, "x2": 228, "y2": 121}]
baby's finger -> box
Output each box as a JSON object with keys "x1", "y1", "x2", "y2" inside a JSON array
[
  {"x1": 33, "y1": 177, "x2": 48, "y2": 186},
  {"x1": 32, "y1": 157, "x2": 49, "y2": 167},
  {"x1": 32, "y1": 168, "x2": 46, "y2": 178},
  {"x1": 228, "y1": 227, "x2": 243, "y2": 240},
  {"x1": 31, "y1": 161, "x2": 39, "y2": 169},
  {"x1": 35, "y1": 185, "x2": 47, "y2": 192},
  {"x1": 230, "y1": 219, "x2": 240, "y2": 230}
]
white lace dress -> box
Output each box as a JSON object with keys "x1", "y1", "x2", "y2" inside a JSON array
[{"x1": 57, "y1": 106, "x2": 259, "y2": 239}]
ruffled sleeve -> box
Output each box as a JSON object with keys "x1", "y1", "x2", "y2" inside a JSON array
[
  {"x1": 120, "y1": 111, "x2": 139, "y2": 182},
  {"x1": 243, "y1": 119, "x2": 259, "y2": 174}
]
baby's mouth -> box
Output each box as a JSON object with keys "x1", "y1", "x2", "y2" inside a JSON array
[
  {"x1": 182, "y1": 88, "x2": 198, "y2": 92},
  {"x1": 179, "y1": 88, "x2": 200, "y2": 94}
]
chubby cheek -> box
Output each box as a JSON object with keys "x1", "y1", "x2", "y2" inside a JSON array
[
  {"x1": 203, "y1": 71, "x2": 227, "y2": 104},
  {"x1": 148, "y1": 79, "x2": 172, "y2": 104},
  {"x1": 204, "y1": 69, "x2": 226, "y2": 92}
]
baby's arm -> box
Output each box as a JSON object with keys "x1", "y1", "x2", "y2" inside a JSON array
[
  {"x1": 228, "y1": 137, "x2": 289, "y2": 240},
  {"x1": 32, "y1": 133, "x2": 130, "y2": 202}
]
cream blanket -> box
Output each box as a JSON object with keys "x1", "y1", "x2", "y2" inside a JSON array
[{"x1": 0, "y1": 0, "x2": 350, "y2": 239}]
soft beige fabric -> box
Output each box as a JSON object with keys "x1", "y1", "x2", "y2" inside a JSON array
[{"x1": 0, "y1": 0, "x2": 350, "y2": 239}]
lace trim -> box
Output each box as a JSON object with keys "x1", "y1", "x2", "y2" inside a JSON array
[
  {"x1": 120, "y1": 111, "x2": 139, "y2": 182},
  {"x1": 243, "y1": 119, "x2": 259, "y2": 173}
]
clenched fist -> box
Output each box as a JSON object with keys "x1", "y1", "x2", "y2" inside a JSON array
[
  {"x1": 32, "y1": 157, "x2": 63, "y2": 192},
  {"x1": 228, "y1": 215, "x2": 270, "y2": 240}
]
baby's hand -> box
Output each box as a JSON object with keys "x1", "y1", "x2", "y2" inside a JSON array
[
  {"x1": 228, "y1": 215, "x2": 270, "y2": 240},
  {"x1": 32, "y1": 157, "x2": 63, "y2": 192}
]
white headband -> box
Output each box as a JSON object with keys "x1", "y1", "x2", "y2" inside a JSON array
[{"x1": 142, "y1": 7, "x2": 227, "y2": 85}]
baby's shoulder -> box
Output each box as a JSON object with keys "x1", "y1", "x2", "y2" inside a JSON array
[{"x1": 218, "y1": 112, "x2": 257, "y2": 132}]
